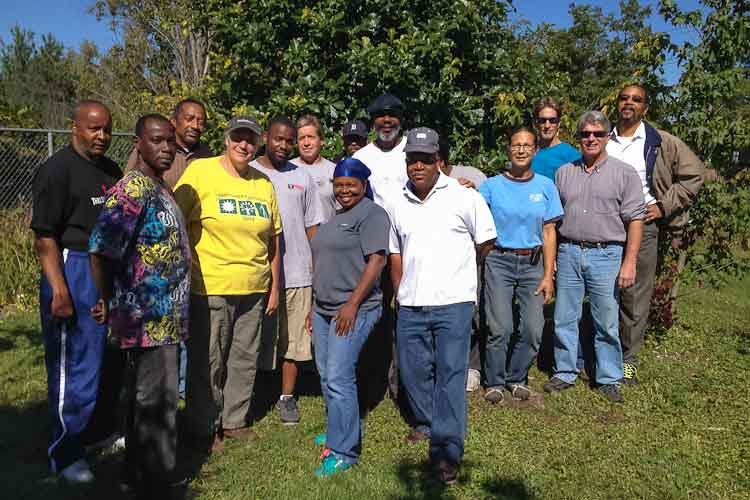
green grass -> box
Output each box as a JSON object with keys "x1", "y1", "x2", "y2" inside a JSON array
[{"x1": 1, "y1": 276, "x2": 749, "y2": 499}]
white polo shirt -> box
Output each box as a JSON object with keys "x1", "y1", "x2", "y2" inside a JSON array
[
  {"x1": 353, "y1": 137, "x2": 408, "y2": 208},
  {"x1": 607, "y1": 121, "x2": 656, "y2": 205},
  {"x1": 386, "y1": 173, "x2": 496, "y2": 307}
]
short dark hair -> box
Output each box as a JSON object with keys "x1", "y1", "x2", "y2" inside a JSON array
[
  {"x1": 533, "y1": 96, "x2": 562, "y2": 119},
  {"x1": 267, "y1": 115, "x2": 296, "y2": 132},
  {"x1": 173, "y1": 98, "x2": 206, "y2": 119},
  {"x1": 71, "y1": 99, "x2": 110, "y2": 123},
  {"x1": 620, "y1": 83, "x2": 650, "y2": 104},
  {"x1": 508, "y1": 125, "x2": 537, "y2": 145},
  {"x1": 135, "y1": 113, "x2": 171, "y2": 138}
]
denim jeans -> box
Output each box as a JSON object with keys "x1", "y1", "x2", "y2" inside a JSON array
[
  {"x1": 312, "y1": 306, "x2": 382, "y2": 465},
  {"x1": 553, "y1": 243, "x2": 624, "y2": 385},
  {"x1": 397, "y1": 302, "x2": 473, "y2": 465},
  {"x1": 483, "y1": 250, "x2": 545, "y2": 388},
  {"x1": 178, "y1": 341, "x2": 187, "y2": 399}
]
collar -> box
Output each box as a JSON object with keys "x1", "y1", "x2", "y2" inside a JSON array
[
  {"x1": 403, "y1": 172, "x2": 451, "y2": 203},
  {"x1": 612, "y1": 121, "x2": 646, "y2": 142},
  {"x1": 577, "y1": 153, "x2": 610, "y2": 173}
]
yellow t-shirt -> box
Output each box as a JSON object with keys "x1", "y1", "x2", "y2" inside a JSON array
[{"x1": 174, "y1": 156, "x2": 282, "y2": 295}]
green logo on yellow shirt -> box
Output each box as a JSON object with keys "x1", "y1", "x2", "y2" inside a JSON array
[
  {"x1": 219, "y1": 198, "x2": 237, "y2": 214},
  {"x1": 218, "y1": 198, "x2": 270, "y2": 219}
]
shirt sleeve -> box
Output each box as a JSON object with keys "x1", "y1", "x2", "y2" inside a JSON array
[
  {"x1": 303, "y1": 172, "x2": 324, "y2": 228},
  {"x1": 468, "y1": 189, "x2": 497, "y2": 244},
  {"x1": 620, "y1": 167, "x2": 647, "y2": 222},
  {"x1": 359, "y1": 205, "x2": 391, "y2": 257},
  {"x1": 544, "y1": 180, "x2": 564, "y2": 223},
  {"x1": 269, "y1": 187, "x2": 283, "y2": 236},
  {"x1": 385, "y1": 203, "x2": 401, "y2": 254},
  {"x1": 173, "y1": 164, "x2": 200, "y2": 224},
  {"x1": 30, "y1": 160, "x2": 69, "y2": 239},
  {"x1": 478, "y1": 179, "x2": 491, "y2": 205},
  {"x1": 88, "y1": 174, "x2": 145, "y2": 260}
]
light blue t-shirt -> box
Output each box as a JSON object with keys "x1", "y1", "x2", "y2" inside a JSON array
[
  {"x1": 479, "y1": 173, "x2": 563, "y2": 249},
  {"x1": 531, "y1": 142, "x2": 581, "y2": 181}
]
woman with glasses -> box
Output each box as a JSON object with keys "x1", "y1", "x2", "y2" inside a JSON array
[
  {"x1": 531, "y1": 96, "x2": 581, "y2": 180},
  {"x1": 174, "y1": 116, "x2": 282, "y2": 453},
  {"x1": 308, "y1": 157, "x2": 390, "y2": 477},
  {"x1": 479, "y1": 126, "x2": 563, "y2": 403}
]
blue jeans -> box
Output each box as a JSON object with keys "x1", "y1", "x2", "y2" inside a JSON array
[
  {"x1": 553, "y1": 243, "x2": 624, "y2": 385},
  {"x1": 178, "y1": 341, "x2": 187, "y2": 398},
  {"x1": 397, "y1": 302, "x2": 473, "y2": 465},
  {"x1": 483, "y1": 250, "x2": 545, "y2": 388},
  {"x1": 312, "y1": 306, "x2": 381, "y2": 464}
]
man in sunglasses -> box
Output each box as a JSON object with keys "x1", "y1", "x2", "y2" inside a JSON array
[
  {"x1": 606, "y1": 84, "x2": 705, "y2": 385},
  {"x1": 387, "y1": 127, "x2": 496, "y2": 484},
  {"x1": 531, "y1": 96, "x2": 581, "y2": 181},
  {"x1": 544, "y1": 111, "x2": 645, "y2": 404}
]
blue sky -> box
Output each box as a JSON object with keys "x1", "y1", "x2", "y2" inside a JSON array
[{"x1": 3, "y1": 0, "x2": 704, "y2": 83}]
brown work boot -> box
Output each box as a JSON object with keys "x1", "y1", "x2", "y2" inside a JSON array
[
  {"x1": 405, "y1": 428, "x2": 429, "y2": 444},
  {"x1": 222, "y1": 426, "x2": 259, "y2": 442}
]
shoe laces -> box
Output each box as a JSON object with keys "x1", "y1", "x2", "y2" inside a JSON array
[{"x1": 623, "y1": 363, "x2": 637, "y2": 379}]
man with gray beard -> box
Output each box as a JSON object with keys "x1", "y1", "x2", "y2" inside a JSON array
[{"x1": 353, "y1": 94, "x2": 407, "y2": 208}]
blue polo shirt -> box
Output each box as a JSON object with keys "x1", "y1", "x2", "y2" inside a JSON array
[
  {"x1": 531, "y1": 142, "x2": 581, "y2": 180},
  {"x1": 479, "y1": 173, "x2": 563, "y2": 249}
]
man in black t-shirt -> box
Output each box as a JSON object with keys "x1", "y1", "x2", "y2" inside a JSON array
[{"x1": 30, "y1": 100, "x2": 122, "y2": 484}]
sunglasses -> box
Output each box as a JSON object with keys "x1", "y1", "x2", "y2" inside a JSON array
[
  {"x1": 576, "y1": 130, "x2": 609, "y2": 139},
  {"x1": 618, "y1": 94, "x2": 646, "y2": 103},
  {"x1": 535, "y1": 117, "x2": 560, "y2": 125},
  {"x1": 406, "y1": 153, "x2": 437, "y2": 165}
]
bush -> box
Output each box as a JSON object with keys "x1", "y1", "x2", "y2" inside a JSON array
[{"x1": 0, "y1": 206, "x2": 38, "y2": 311}]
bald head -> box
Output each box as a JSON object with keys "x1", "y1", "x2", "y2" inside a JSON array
[{"x1": 71, "y1": 100, "x2": 113, "y2": 161}]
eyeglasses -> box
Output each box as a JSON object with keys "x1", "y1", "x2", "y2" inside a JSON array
[
  {"x1": 510, "y1": 144, "x2": 535, "y2": 152},
  {"x1": 535, "y1": 117, "x2": 560, "y2": 125},
  {"x1": 576, "y1": 130, "x2": 609, "y2": 139},
  {"x1": 406, "y1": 153, "x2": 437, "y2": 165}
]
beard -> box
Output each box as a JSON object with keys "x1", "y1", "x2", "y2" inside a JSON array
[{"x1": 376, "y1": 125, "x2": 401, "y2": 143}]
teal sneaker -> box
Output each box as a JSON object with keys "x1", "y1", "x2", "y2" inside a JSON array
[
  {"x1": 315, "y1": 453, "x2": 352, "y2": 478},
  {"x1": 314, "y1": 433, "x2": 327, "y2": 446}
]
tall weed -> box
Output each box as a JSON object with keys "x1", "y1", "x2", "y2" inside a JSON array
[{"x1": 0, "y1": 206, "x2": 38, "y2": 311}]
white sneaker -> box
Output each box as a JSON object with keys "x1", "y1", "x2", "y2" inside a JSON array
[
  {"x1": 466, "y1": 369, "x2": 481, "y2": 392},
  {"x1": 84, "y1": 433, "x2": 125, "y2": 454},
  {"x1": 59, "y1": 458, "x2": 95, "y2": 484}
]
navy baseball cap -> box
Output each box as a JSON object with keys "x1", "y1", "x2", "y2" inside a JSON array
[
  {"x1": 342, "y1": 120, "x2": 368, "y2": 139},
  {"x1": 404, "y1": 127, "x2": 439, "y2": 154},
  {"x1": 366, "y1": 94, "x2": 405, "y2": 116}
]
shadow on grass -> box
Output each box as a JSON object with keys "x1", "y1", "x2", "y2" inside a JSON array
[
  {"x1": 0, "y1": 317, "x2": 40, "y2": 353},
  {"x1": 389, "y1": 458, "x2": 534, "y2": 500}
]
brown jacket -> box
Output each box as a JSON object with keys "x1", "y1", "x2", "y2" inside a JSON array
[
  {"x1": 124, "y1": 142, "x2": 214, "y2": 189},
  {"x1": 645, "y1": 122, "x2": 705, "y2": 230}
]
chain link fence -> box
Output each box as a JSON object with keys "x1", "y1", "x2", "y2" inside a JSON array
[{"x1": 0, "y1": 128, "x2": 133, "y2": 209}]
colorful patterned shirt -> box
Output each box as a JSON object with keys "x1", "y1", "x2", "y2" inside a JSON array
[{"x1": 89, "y1": 170, "x2": 191, "y2": 349}]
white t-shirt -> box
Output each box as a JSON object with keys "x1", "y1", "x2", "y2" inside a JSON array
[
  {"x1": 290, "y1": 156, "x2": 337, "y2": 223},
  {"x1": 607, "y1": 122, "x2": 656, "y2": 205},
  {"x1": 353, "y1": 137, "x2": 408, "y2": 208},
  {"x1": 386, "y1": 173, "x2": 497, "y2": 307}
]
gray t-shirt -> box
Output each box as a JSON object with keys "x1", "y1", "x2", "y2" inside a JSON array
[
  {"x1": 250, "y1": 160, "x2": 324, "y2": 288},
  {"x1": 448, "y1": 165, "x2": 487, "y2": 188},
  {"x1": 555, "y1": 156, "x2": 646, "y2": 243},
  {"x1": 290, "y1": 156, "x2": 337, "y2": 223},
  {"x1": 310, "y1": 197, "x2": 390, "y2": 315}
]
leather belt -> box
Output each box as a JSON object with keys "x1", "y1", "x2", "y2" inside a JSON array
[
  {"x1": 560, "y1": 238, "x2": 623, "y2": 249},
  {"x1": 495, "y1": 247, "x2": 535, "y2": 256}
]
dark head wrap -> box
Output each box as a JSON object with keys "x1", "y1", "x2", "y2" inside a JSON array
[{"x1": 333, "y1": 157, "x2": 374, "y2": 200}]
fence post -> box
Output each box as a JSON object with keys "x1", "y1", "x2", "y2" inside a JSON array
[{"x1": 47, "y1": 131, "x2": 53, "y2": 158}]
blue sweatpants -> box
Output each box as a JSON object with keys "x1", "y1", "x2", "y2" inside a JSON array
[{"x1": 40, "y1": 249, "x2": 106, "y2": 473}]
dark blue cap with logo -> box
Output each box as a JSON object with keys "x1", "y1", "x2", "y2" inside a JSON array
[{"x1": 342, "y1": 120, "x2": 368, "y2": 139}]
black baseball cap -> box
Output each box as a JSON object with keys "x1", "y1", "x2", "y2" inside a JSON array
[
  {"x1": 342, "y1": 120, "x2": 368, "y2": 139},
  {"x1": 225, "y1": 116, "x2": 262, "y2": 136},
  {"x1": 366, "y1": 94, "x2": 405, "y2": 116}
]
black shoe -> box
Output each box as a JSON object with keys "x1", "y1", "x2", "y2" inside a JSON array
[
  {"x1": 598, "y1": 384, "x2": 624, "y2": 404},
  {"x1": 276, "y1": 397, "x2": 300, "y2": 425},
  {"x1": 543, "y1": 377, "x2": 574, "y2": 393},
  {"x1": 621, "y1": 362, "x2": 639, "y2": 385},
  {"x1": 432, "y1": 459, "x2": 458, "y2": 485}
]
